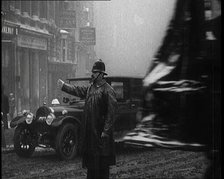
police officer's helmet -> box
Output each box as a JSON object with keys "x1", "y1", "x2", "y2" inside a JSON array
[{"x1": 92, "y1": 59, "x2": 107, "y2": 75}]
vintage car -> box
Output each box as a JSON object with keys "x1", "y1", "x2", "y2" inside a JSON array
[{"x1": 10, "y1": 76, "x2": 143, "y2": 160}]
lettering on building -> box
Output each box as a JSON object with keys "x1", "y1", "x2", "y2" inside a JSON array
[
  {"x1": 17, "y1": 35, "x2": 47, "y2": 50},
  {"x1": 79, "y1": 27, "x2": 96, "y2": 45},
  {"x1": 59, "y1": 10, "x2": 76, "y2": 29},
  {"x1": 2, "y1": 25, "x2": 15, "y2": 35}
]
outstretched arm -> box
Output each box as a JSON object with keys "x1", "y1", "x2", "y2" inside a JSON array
[{"x1": 57, "y1": 79, "x2": 88, "y2": 99}]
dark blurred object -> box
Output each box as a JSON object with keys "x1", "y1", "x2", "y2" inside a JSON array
[
  {"x1": 141, "y1": 0, "x2": 221, "y2": 178},
  {"x1": 1, "y1": 85, "x2": 9, "y2": 129},
  {"x1": 202, "y1": 0, "x2": 221, "y2": 178}
]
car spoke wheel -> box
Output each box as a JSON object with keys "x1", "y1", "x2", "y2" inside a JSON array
[
  {"x1": 56, "y1": 123, "x2": 78, "y2": 160},
  {"x1": 13, "y1": 125, "x2": 36, "y2": 158}
]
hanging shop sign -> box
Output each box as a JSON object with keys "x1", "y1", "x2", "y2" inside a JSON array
[
  {"x1": 59, "y1": 10, "x2": 76, "y2": 29},
  {"x1": 17, "y1": 34, "x2": 47, "y2": 50},
  {"x1": 79, "y1": 27, "x2": 96, "y2": 45}
]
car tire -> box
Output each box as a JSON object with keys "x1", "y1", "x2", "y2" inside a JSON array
[
  {"x1": 55, "y1": 123, "x2": 78, "y2": 160},
  {"x1": 13, "y1": 125, "x2": 36, "y2": 158}
]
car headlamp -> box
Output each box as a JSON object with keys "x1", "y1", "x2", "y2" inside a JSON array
[
  {"x1": 46, "y1": 113, "x2": 55, "y2": 125},
  {"x1": 25, "y1": 112, "x2": 34, "y2": 124},
  {"x1": 62, "y1": 110, "x2": 68, "y2": 115}
]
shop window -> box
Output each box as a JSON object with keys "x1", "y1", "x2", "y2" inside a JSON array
[{"x1": 2, "y1": 48, "x2": 9, "y2": 68}]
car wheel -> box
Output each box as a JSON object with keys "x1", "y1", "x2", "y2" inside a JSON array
[
  {"x1": 13, "y1": 125, "x2": 36, "y2": 158},
  {"x1": 55, "y1": 123, "x2": 78, "y2": 160}
]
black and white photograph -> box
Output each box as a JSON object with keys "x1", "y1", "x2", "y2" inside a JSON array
[{"x1": 1, "y1": 0, "x2": 221, "y2": 178}]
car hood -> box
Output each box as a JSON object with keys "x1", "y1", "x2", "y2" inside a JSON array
[
  {"x1": 49, "y1": 105, "x2": 84, "y2": 117},
  {"x1": 50, "y1": 105, "x2": 83, "y2": 112}
]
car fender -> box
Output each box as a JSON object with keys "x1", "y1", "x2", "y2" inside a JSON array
[
  {"x1": 10, "y1": 115, "x2": 26, "y2": 128},
  {"x1": 51, "y1": 116, "x2": 81, "y2": 127}
]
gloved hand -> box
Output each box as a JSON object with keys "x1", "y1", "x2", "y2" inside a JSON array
[
  {"x1": 57, "y1": 79, "x2": 65, "y2": 89},
  {"x1": 101, "y1": 132, "x2": 109, "y2": 138}
]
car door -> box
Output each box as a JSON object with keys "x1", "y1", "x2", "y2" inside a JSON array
[{"x1": 110, "y1": 79, "x2": 140, "y2": 131}]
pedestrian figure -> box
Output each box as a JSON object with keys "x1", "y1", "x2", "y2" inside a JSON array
[
  {"x1": 1, "y1": 85, "x2": 9, "y2": 130},
  {"x1": 1, "y1": 112, "x2": 6, "y2": 148},
  {"x1": 57, "y1": 59, "x2": 117, "y2": 179},
  {"x1": 9, "y1": 93, "x2": 15, "y2": 123}
]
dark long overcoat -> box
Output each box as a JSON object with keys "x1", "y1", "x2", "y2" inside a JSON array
[{"x1": 62, "y1": 79, "x2": 117, "y2": 169}]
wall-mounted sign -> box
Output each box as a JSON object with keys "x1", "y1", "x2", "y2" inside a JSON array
[
  {"x1": 59, "y1": 10, "x2": 76, "y2": 29},
  {"x1": 79, "y1": 27, "x2": 96, "y2": 45},
  {"x1": 17, "y1": 35, "x2": 47, "y2": 50}
]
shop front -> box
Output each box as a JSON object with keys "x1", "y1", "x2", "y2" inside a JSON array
[
  {"x1": 1, "y1": 21, "x2": 19, "y2": 98},
  {"x1": 15, "y1": 28, "x2": 51, "y2": 113}
]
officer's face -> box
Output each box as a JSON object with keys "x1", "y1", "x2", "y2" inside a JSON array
[{"x1": 91, "y1": 71, "x2": 100, "y2": 81}]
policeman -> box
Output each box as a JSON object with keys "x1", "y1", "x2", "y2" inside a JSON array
[{"x1": 58, "y1": 59, "x2": 117, "y2": 179}]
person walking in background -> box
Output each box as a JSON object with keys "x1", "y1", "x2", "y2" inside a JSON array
[
  {"x1": 1, "y1": 85, "x2": 9, "y2": 130},
  {"x1": 9, "y1": 93, "x2": 16, "y2": 123},
  {"x1": 57, "y1": 59, "x2": 117, "y2": 179},
  {"x1": 1, "y1": 112, "x2": 6, "y2": 148}
]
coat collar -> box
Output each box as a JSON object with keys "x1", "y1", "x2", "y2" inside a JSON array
[{"x1": 93, "y1": 79, "x2": 106, "y2": 88}]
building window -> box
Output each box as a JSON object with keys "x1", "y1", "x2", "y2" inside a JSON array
[
  {"x1": 48, "y1": 1, "x2": 55, "y2": 22},
  {"x1": 63, "y1": 39, "x2": 66, "y2": 47},
  {"x1": 2, "y1": 1, "x2": 10, "y2": 11},
  {"x1": 63, "y1": 1, "x2": 69, "y2": 11},
  {"x1": 204, "y1": 0, "x2": 216, "y2": 40},
  {"x1": 15, "y1": 0, "x2": 21, "y2": 10},
  {"x1": 63, "y1": 49, "x2": 66, "y2": 62},
  {"x1": 39, "y1": 1, "x2": 47, "y2": 19},
  {"x1": 21, "y1": 1, "x2": 31, "y2": 15},
  {"x1": 31, "y1": 1, "x2": 39, "y2": 16},
  {"x1": 9, "y1": 1, "x2": 15, "y2": 11},
  {"x1": 204, "y1": 0, "x2": 211, "y2": 10}
]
